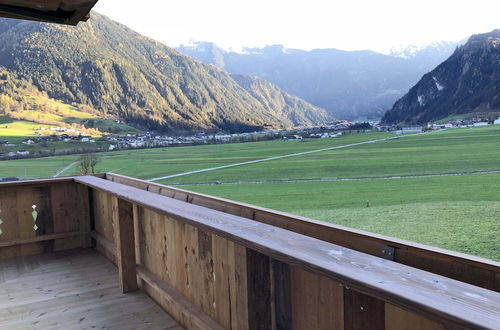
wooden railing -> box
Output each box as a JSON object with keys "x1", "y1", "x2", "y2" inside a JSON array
[
  {"x1": 1, "y1": 175, "x2": 499, "y2": 330},
  {"x1": 77, "y1": 175, "x2": 499, "y2": 330},
  {"x1": 0, "y1": 176, "x2": 98, "y2": 259},
  {"x1": 105, "y1": 172, "x2": 500, "y2": 293}
]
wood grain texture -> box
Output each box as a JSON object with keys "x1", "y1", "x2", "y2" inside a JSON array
[
  {"x1": 0, "y1": 182, "x2": 84, "y2": 259},
  {"x1": 105, "y1": 173, "x2": 500, "y2": 292},
  {"x1": 0, "y1": 249, "x2": 180, "y2": 330},
  {"x1": 291, "y1": 266, "x2": 344, "y2": 330},
  {"x1": 272, "y1": 259, "x2": 292, "y2": 330},
  {"x1": 246, "y1": 249, "x2": 272, "y2": 330},
  {"x1": 77, "y1": 176, "x2": 500, "y2": 330},
  {"x1": 137, "y1": 265, "x2": 224, "y2": 330},
  {"x1": 113, "y1": 197, "x2": 138, "y2": 293},
  {"x1": 344, "y1": 289, "x2": 385, "y2": 330},
  {"x1": 385, "y1": 303, "x2": 445, "y2": 330}
]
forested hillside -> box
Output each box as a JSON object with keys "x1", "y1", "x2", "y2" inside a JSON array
[{"x1": 0, "y1": 13, "x2": 329, "y2": 133}]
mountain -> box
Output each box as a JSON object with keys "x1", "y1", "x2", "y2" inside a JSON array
[
  {"x1": 389, "y1": 41, "x2": 460, "y2": 61},
  {"x1": 382, "y1": 30, "x2": 500, "y2": 124},
  {"x1": 0, "y1": 13, "x2": 329, "y2": 133},
  {"x1": 177, "y1": 42, "x2": 458, "y2": 121},
  {"x1": 231, "y1": 74, "x2": 330, "y2": 125}
]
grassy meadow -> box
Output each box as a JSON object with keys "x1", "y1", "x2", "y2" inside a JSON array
[{"x1": 0, "y1": 126, "x2": 499, "y2": 260}]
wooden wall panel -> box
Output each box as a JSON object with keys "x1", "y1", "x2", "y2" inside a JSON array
[
  {"x1": 385, "y1": 304, "x2": 444, "y2": 330},
  {"x1": 0, "y1": 187, "x2": 20, "y2": 259},
  {"x1": 92, "y1": 189, "x2": 114, "y2": 243},
  {"x1": 290, "y1": 266, "x2": 344, "y2": 330},
  {"x1": 344, "y1": 289, "x2": 385, "y2": 330},
  {"x1": 0, "y1": 183, "x2": 86, "y2": 259},
  {"x1": 51, "y1": 182, "x2": 81, "y2": 251}
]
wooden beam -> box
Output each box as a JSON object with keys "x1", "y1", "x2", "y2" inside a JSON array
[
  {"x1": 246, "y1": 249, "x2": 272, "y2": 330},
  {"x1": 112, "y1": 197, "x2": 138, "y2": 293},
  {"x1": 90, "y1": 230, "x2": 116, "y2": 256},
  {"x1": 0, "y1": 231, "x2": 81, "y2": 248},
  {"x1": 76, "y1": 184, "x2": 92, "y2": 248},
  {"x1": 271, "y1": 259, "x2": 292, "y2": 330},
  {"x1": 136, "y1": 265, "x2": 225, "y2": 330}
]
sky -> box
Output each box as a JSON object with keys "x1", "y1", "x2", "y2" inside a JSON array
[{"x1": 93, "y1": 0, "x2": 500, "y2": 53}]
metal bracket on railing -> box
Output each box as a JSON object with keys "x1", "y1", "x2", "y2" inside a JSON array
[{"x1": 381, "y1": 245, "x2": 396, "y2": 261}]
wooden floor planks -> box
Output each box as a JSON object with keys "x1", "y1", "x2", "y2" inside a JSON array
[{"x1": 0, "y1": 249, "x2": 183, "y2": 330}]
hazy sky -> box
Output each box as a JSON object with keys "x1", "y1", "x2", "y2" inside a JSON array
[{"x1": 93, "y1": 0, "x2": 500, "y2": 53}]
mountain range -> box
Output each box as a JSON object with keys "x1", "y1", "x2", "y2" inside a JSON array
[
  {"x1": 0, "y1": 13, "x2": 329, "y2": 133},
  {"x1": 382, "y1": 30, "x2": 500, "y2": 124},
  {"x1": 177, "y1": 41, "x2": 459, "y2": 120}
]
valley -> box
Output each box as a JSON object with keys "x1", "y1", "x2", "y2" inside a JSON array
[{"x1": 1, "y1": 126, "x2": 499, "y2": 261}]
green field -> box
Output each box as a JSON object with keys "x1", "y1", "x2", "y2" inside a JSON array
[
  {"x1": 184, "y1": 174, "x2": 500, "y2": 260},
  {"x1": 0, "y1": 131, "x2": 393, "y2": 179},
  {"x1": 0, "y1": 126, "x2": 499, "y2": 261}
]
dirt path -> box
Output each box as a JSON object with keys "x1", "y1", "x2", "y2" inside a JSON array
[{"x1": 53, "y1": 161, "x2": 78, "y2": 178}]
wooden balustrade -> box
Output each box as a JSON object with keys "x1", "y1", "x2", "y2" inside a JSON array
[
  {"x1": 105, "y1": 172, "x2": 500, "y2": 293},
  {"x1": 77, "y1": 175, "x2": 500, "y2": 330},
  {"x1": 0, "y1": 177, "x2": 96, "y2": 259},
  {"x1": 1, "y1": 175, "x2": 499, "y2": 329}
]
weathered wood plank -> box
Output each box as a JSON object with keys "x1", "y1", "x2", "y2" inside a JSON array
[
  {"x1": 76, "y1": 183, "x2": 92, "y2": 248},
  {"x1": 228, "y1": 242, "x2": 250, "y2": 330},
  {"x1": 112, "y1": 197, "x2": 138, "y2": 293},
  {"x1": 0, "y1": 249, "x2": 179, "y2": 330},
  {"x1": 91, "y1": 230, "x2": 116, "y2": 256},
  {"x1": 271, "y1": 259, "x2": 292, "y2": 330},
  {"x1": 246, "y1": 249, "x2": 272, "y2": 330},
  {"x1": 137, "y1": 265, "x2": 225, "y2": 330},
  {"x1": 212, "y1": 234, "x2": 231, "y2": 328},
  {"x1": 290, "y1": 266, "x2": 344, "y2": 330},
  {"x1": 385, "y1": 303, "x2": 444, "y2": 330},
  {"x1": 77, "y1": 176, "x2": 500, "y2": 330},
  {"x1": 344, "y1": 289, "x2": 385, "y2": 330},
  {"x1": 0, "y1": 231, "x2": 81, "y2": 248}
]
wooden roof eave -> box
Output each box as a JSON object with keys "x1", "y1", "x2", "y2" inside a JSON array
[{"x1": 0, "y1": 0, "x2": 98, "y2": 25}]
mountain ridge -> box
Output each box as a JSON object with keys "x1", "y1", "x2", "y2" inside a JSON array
[
  {"x1": 177, "y1": 41, "x2": 459, "y2": 120},
  {"x1": 382, "y1": 30, "x2": 500, "y2": 124},
  {"x1": 0, "y1": 13, "x2": 329, "y2": 133}
]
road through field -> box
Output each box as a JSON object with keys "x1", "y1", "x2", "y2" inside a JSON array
[
  {"x1": 53, "y1": 161, "x2": 78, "y2": 177},
  {"x1": 148, "y1": 133, "x2": 424, "y2": 182}
]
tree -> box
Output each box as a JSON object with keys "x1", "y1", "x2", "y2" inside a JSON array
[{"x1": 79, "y1": 153, "x2": 100, "y2": 175}]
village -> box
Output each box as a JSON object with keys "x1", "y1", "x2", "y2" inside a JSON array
[{"x1": 1, "y1": 116, "x2": 500, "y2": 160}]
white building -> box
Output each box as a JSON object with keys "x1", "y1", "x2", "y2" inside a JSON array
[
  {"x1": 494, "y1": 117, "x2": 500, "y2": 125},
  {"x1": 473, "y1": 122, "x2": 489, "y2": 127},
  {"x1": 402, "y1": 127, "x2": 423, "y2": 134}
]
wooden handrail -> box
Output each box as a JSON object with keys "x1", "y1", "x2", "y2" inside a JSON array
[
  {"x1": 105, "y1": 172, "x2": 500, "y2": 292},
  {"x1": 76, "y1": 175, "x2": 500, "y2": 330}
]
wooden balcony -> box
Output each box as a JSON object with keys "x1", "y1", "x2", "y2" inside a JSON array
[{"x1": 0, "y1": 174, "x2": 499, "y2": 329}]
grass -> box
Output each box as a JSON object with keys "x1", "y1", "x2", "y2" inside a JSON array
[
  {"x1": 158, "y1": 126, "x2": 500, "y2": 185},
  {"x1": 0, "y1": 117, "x2": 55, "y2": 139},
  {"x1": 0, "y1": 126, "x2": 499, "y2": 261},
  {"x1": 183, "y1": 173, "x2": 500, "y2": 261}
]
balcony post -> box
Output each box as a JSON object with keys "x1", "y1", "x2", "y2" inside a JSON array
[{"x1": 112, "y1": 196, "x2": 138, "y2": 293}]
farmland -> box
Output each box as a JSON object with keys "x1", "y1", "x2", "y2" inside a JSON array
[{"x1": 0, "y1": 126, "x2": 499, "y2": 260}]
